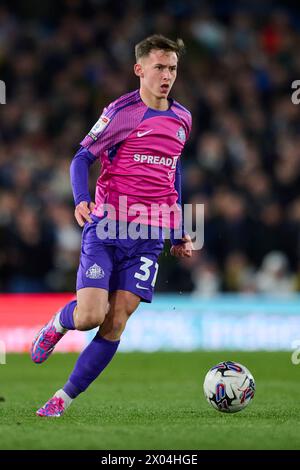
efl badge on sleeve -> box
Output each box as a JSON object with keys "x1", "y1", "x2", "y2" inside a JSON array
[{"x1": 88, "y1": 114, "x2": 111, "y2": 141}]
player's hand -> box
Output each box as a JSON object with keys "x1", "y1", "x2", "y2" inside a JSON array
[
  {"x1": 170, "y1": 234, "x2": 194, "y2": 258},
  {"x1": 74, "y1": 201, "x2": 96, "y2": 227}
]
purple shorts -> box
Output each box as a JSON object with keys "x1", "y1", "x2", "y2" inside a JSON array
[{"x1": 76, "y1": 215, "x2": 164, "y2": 302}]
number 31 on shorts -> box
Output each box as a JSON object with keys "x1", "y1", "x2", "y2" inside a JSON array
[{"x1": 134, "y1": 256, "x2": 159, "y2": 288}]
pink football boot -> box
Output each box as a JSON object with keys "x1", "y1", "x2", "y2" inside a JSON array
[
  {"x1": 31, "y1": 314, "x2": 65, "y2": 364},
  {"x1": 36, "y1": 396, "x2": 66, "y2": 417}
]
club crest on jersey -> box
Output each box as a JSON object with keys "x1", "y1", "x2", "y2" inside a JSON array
[
  {"x1": 176, "y1": 126, "x2": 186, "y2": 142},
  {"x1": 88, "y1": 115, "x2": 110, "y2": 141},
  {"x1": 86, "y1": 264, "x2": 105, "y2": 279}
]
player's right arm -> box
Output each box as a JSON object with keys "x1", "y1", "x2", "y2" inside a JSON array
[
  {"x1": 70, "y1": 146, "x2": 97, "y2": 227},
  {"x1": 70, "y1": 103, "x2": 115, "y2": 227},
  {"x1": 71, "y1": 90, "x2": 145, "y2": 226},
  {"x1": 74, "y1": 200, "x2": 95, "y2": 227}
]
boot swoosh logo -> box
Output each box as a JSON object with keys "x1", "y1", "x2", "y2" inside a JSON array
[{"x1": 137, "y1": 129, "x2": 153, "y2": 137}]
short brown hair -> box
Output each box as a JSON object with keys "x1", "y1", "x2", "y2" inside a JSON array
[{"x1": 135, "y1": 34, "x2": 185, "y2": 62}]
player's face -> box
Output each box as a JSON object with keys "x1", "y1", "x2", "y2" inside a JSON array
[{"x1": 137, "y1": 50, "x2": 178, "y2": 99}]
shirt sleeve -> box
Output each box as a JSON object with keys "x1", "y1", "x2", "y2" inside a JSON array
[
  {"x1": 174, "y1": 158, "x2": 182, "y2": 206},
  {"x1": 80, "y1": 99, "x2": 144, "y2": 158},
  {"x1": 79, "y1": 103, "x2": 116, "y2": 157},
  {"x1": 170, "y1": 109, "x2": 192, "y2": 245},
  {"x1": 70, "y1": 146, "x2": 97, "y2": 206},
  {"x1": 170, "y1": 159, "x2": 186, "y2": 246}
]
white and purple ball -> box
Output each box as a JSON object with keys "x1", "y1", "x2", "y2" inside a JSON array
[{"x1": 203, "y1": 361, "x2": 255, "y2": 413}]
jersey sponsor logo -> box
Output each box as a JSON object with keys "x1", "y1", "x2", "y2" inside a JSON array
[
  {"x1": 137, "y1": 129, "x2": 153, "y2": 137},
  {"x1": 86, "y1": 263, "x2": 105, "y2": 279},
  {"x1": 88, "y1": 115, "x2": 110, "y2": 140},
  {"x1": 177, "y1": 126, "x2": 186, "y2": 142},
  {"x1": 133, "y1": 154, "x2": 179, "y2": 169}
]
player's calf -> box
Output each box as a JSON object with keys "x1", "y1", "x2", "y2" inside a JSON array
[
  {"x1": 100, "y1": 314, "x2": 129, "y2": 340},
  {"x1": 100, "y1": 290, "x2": 140, "y2": 340}
]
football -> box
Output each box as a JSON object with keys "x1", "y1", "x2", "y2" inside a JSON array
[{"x1": 203, "y1": 361, "x2": 255, "y2": 413}]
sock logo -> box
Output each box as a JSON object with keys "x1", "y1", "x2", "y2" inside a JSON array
[{"x1": 86, "y1": 263, "x2": 105, "y2": 279}]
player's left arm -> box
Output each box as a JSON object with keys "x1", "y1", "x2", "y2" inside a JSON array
[
  {"x1": 170, "y1": 111, "x2": 194, "y2": 258},
  {"x1": 170, "y1": 233, "x2": 193, "y2": 258},
  {"x1": 170, "y1": 159, "x2": 194, "y2": 258}
]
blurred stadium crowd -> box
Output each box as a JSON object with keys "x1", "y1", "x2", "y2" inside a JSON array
[{"x1": 1, "y1": 0, "x2": 300, "y2": 295}]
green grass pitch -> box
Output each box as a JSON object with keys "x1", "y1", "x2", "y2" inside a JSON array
[{"x1": 0, "y1": 351, "x2": 299, "y2": 450}]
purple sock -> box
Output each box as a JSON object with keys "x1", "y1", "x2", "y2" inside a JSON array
[
  {"x1": 63, "y1": 334, "x2": 120, "y2": 398},
  {"x1": 59, "y1": 300, "x2": 76, "y2": 330}
]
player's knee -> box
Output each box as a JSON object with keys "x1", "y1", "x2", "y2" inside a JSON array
[
  {"x1": 75, "y1": 306, "x2": 106, "y2": 331},
  {"x1": 103, "y1": 309, "x2": 132, "y2": 339},
  {"x1": 119, "y1": 295, "x2": 139, "y2": 317},
  {"x1": 112, "y1": 302, "x2": 136, "y2": 322}
]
